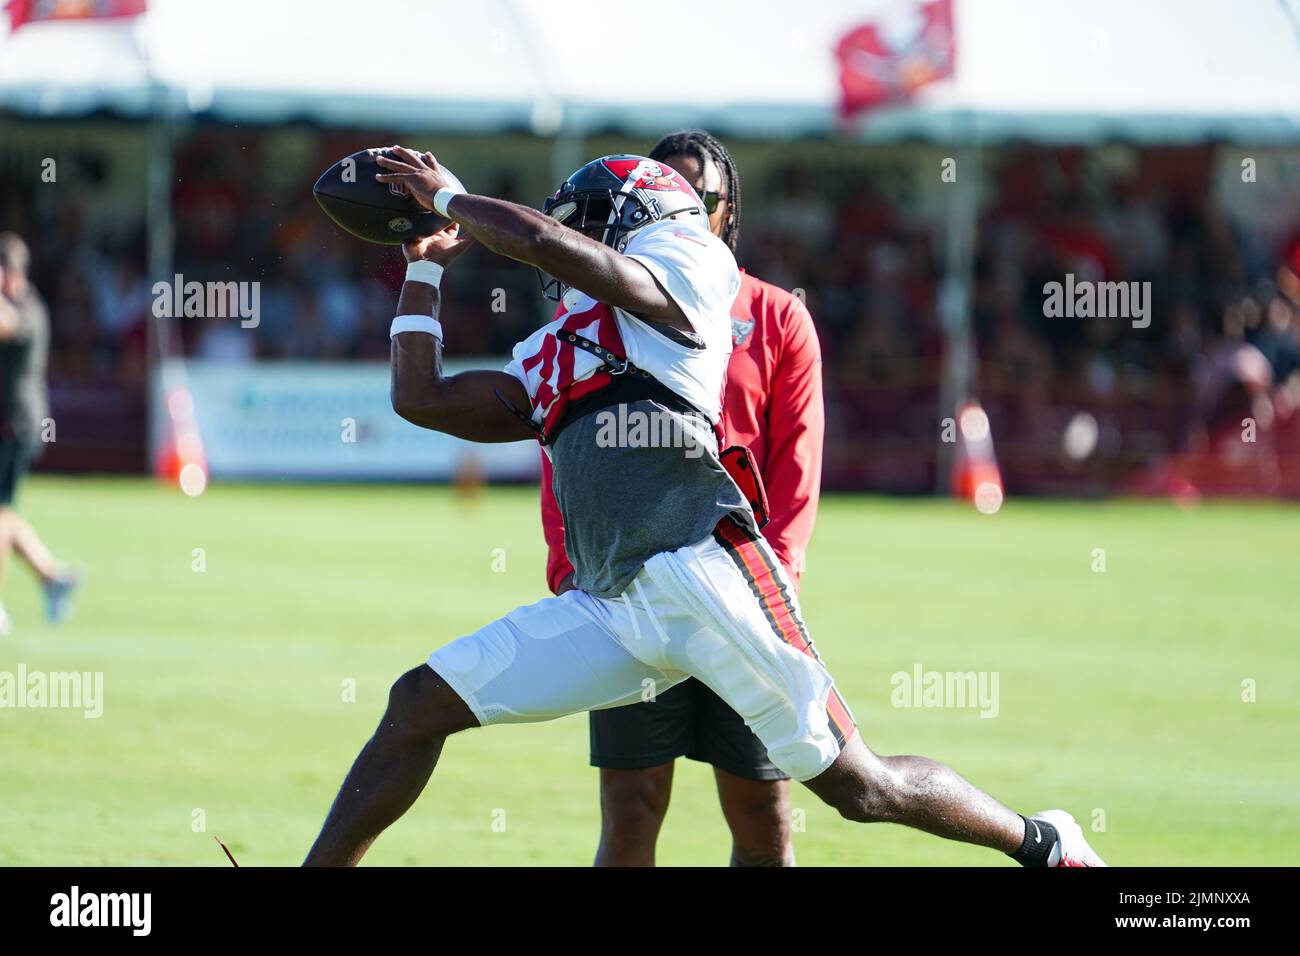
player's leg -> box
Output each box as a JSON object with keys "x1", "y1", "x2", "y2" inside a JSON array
[
  {"x1": 691, "y1": 682, "x2": 793, "y2": 866},
  {"x1": 804, "y1": 739, "x2": 1105, "y2": 864},
  {"x1": 0, "y1": 508, "x2": 11, "y2": 592},
  {"x1": 305, "y1": 589, "x2": 686, "y2": 866},
  {"x1": 590, "y1": 678, "x2": 794, "y2": 867},
  {"x1": 589, "y1": 680, "x2": 695, "y2": 866},
  {"x1": 801, "y1": 731, "x2": 1023, "y2": 848},
  {"x1": 632, "y1": 517, "x2": 1103, "y2": 865},
  {"x1": 303, "y1": 662, "x2": 477, "y2": 866},
  {"x1": 0, "y1": 440, "x2": 77, "y2": 626},
  {"x1": 0, "y1": 440, "x2": 21, "y2": 596},
  {"x1": 712, "y1": 770, "x2": 792, "y2": 866},
  {"x1": 0, "y1": 441, "x2": 48, "y2": 577},
  {"x1": 0, "y1": 443, "x2": 24, "y2": 632},
  {"x1": 0, "y1": 506, "x2": 80, "y2": 623},
  {"x1": 594, "y1": 764, "x2": 674, "y2": 866},
  {"x1": 0, "y1": 508, "x2": 56, "y2": 580},
  {"x1": 0, "y1": 506, "x2": 11, "y2": 635}
]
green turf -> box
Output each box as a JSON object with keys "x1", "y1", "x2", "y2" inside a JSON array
[{"x1": 1, "y1": 477, "x2": 1296, "y2": 866}]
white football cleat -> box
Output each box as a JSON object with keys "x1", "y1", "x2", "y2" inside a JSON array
[
  {"x1": 1030, "y1": 810, "x2": 1107, "y2": 867},
  {"x1": 0, "y1": 600, "x2": 11, "y2": 636}
]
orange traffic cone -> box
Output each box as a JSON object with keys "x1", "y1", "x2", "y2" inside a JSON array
[
  {"x1": 154, "y1": 385, "x2": 208, "y2": 497},
  {"x1": 951, "y1": 401, "x2": 1004, "y2": 515}
]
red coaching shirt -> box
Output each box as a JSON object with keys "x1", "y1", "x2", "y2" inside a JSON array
[{"x1": 540, "y1": 270, "x2": 824, "y2": 592}]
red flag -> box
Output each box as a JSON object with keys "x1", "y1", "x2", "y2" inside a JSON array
[
  {"x1": 6, "y1": 0, "x2": 146, "y2": 32},
  {"x1": 834, "y1": 0, "x2": 955, "y2": 119}
]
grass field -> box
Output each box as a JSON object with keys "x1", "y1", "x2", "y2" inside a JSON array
[{"x1": 1, "y1": 476, "x2": 1297, "y2": 866}]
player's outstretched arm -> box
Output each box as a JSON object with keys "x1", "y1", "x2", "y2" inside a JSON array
[
  {"x1": 389, "y1": 226, "x2": 535, "y2": 443},
  {"x1": 375, "y1": 147, "x2": 691, "y2": 332}
]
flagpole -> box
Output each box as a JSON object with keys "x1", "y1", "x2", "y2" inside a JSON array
[{"x1": 138, "y1": 9, "x2": 205, "y2": 493}]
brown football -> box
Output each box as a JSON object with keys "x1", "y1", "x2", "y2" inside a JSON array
[{"x1": 313, "y1": 148, "x2": 465, "y2": 245}]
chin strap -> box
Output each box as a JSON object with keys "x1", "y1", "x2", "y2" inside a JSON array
[
  {"x1": 556, "y1": 330, "x2": 655, "y2": 380},
  {"x1": 499, "y1": 328, "x2": 714, "y2": 449},
  {"x1": 494, "y1": 388, "x2": 547, "y2": 444}
]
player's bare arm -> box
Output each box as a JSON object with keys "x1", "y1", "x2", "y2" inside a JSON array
[
  {"x1": 388, "y1": 224, "x2": 534, "y2": 442},
  {"x1": 375, "y1": 146, "x2": 691, "y2": 332}
]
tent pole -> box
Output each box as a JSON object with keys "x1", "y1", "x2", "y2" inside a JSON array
[
  {"x1": 550, "y1": 126, "x2": 584, "y2": 189},
  {"x1": 934, "y1": 138, "x2": 982, "y2": 494},
  {"x1": 144, "y1": 82, "x2": 177, "y2": 473},
  {"x1": 146, "y1": 113, "x2": 174, "y2": 360}
]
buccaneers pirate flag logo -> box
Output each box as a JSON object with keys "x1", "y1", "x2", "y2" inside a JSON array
[{"x1": 834, "y1": 0, "x2": 955, "y2": 119}]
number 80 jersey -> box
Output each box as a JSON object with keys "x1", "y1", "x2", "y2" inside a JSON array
[{"x1": 504, "y1": 219, "x2": 741, "y2": 435}]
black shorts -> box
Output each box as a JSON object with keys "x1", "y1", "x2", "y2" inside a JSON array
[
  {"x1": 0, "y1": 436, "x2": 33, "y2": 506},
  {"x1": 589, "y1": 677, "x2": 790, "y2": 782}
]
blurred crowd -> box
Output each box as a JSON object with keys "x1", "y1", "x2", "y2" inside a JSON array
[
  {"x1": 743, "y1": 147, "x2": 1300, "y2": 490},
  {"x1": 2, "y1": 130, "x2": 1298, "y2": 492}
]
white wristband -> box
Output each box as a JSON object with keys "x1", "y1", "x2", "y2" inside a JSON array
[
  {"x1": 390, "y1": 314, "x2": 444, "y2": 341},
  {"x1": 432, "y1": 186, "x2": 464, "y2": 218},
  {"x1": 404, "y1": 259, "x2": 444, "y2": 287}
]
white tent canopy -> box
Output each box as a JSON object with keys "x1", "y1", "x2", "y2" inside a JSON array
[
  {"x1": 2, "y1": 0, "x2": 1299, "y2": 141},
  {"x1": 0, "y1": 0, "x2": 547, "y2": 131}
]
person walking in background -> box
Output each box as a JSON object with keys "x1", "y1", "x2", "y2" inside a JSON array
[{"x1": 0, "y1": 232, "x2": 79, "y2": 635}]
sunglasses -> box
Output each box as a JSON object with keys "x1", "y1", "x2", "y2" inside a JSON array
[{"x1": 696, "y1": 187, "x2": 726, "y2": 214}]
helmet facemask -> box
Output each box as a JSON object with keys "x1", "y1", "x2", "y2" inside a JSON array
[
  {"x1": 535, "y1": 155, "x2": 707, "y2": 305},
  {"x1": 536, "y1": 185, "x2": 664, "y2": 303}
]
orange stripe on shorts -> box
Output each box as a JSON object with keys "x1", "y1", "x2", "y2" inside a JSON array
[{"x1": 713, "y1": 516, "x2": 858, "y2": 747}]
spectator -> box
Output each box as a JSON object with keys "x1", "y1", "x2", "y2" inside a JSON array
[{"x1": 0, "y1": 233, "x2": 80, "y2": 634}]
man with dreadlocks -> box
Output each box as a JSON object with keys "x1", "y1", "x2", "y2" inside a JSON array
[{"x1": 538, "y1": 131, "x2": 821, "y2": 866}]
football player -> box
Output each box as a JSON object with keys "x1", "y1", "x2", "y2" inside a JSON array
[
  {"x1": 538, "y1": 131, "x2": 819, "y2": 866},
  {"x1": 303, "y1": 147, "x2": 1104, "y2": 868}
]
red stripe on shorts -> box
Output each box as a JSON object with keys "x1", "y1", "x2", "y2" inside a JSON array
[{"x1": 712, "y1": 516, "x2": 857, "y2": 748}]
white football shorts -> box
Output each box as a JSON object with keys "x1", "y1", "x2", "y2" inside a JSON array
[{"x1": 428, "y1": 517, "x2": 856, "y2": 781}]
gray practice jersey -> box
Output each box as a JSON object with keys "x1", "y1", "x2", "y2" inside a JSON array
[
  {"x1": 505, "y1": 219, "x2": 744, "y2": 599},
  {"x1": 549, "y1": 397, "x2": 748, "y2": 598}
]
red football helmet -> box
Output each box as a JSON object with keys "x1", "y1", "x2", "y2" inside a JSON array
[{"x1": 538, "y1": 154, "x2": 707, "y2": 301}]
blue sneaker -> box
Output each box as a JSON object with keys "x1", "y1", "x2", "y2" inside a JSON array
[{"x1": 43, "y1": 571, "x2": 81, "y2": 624}]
